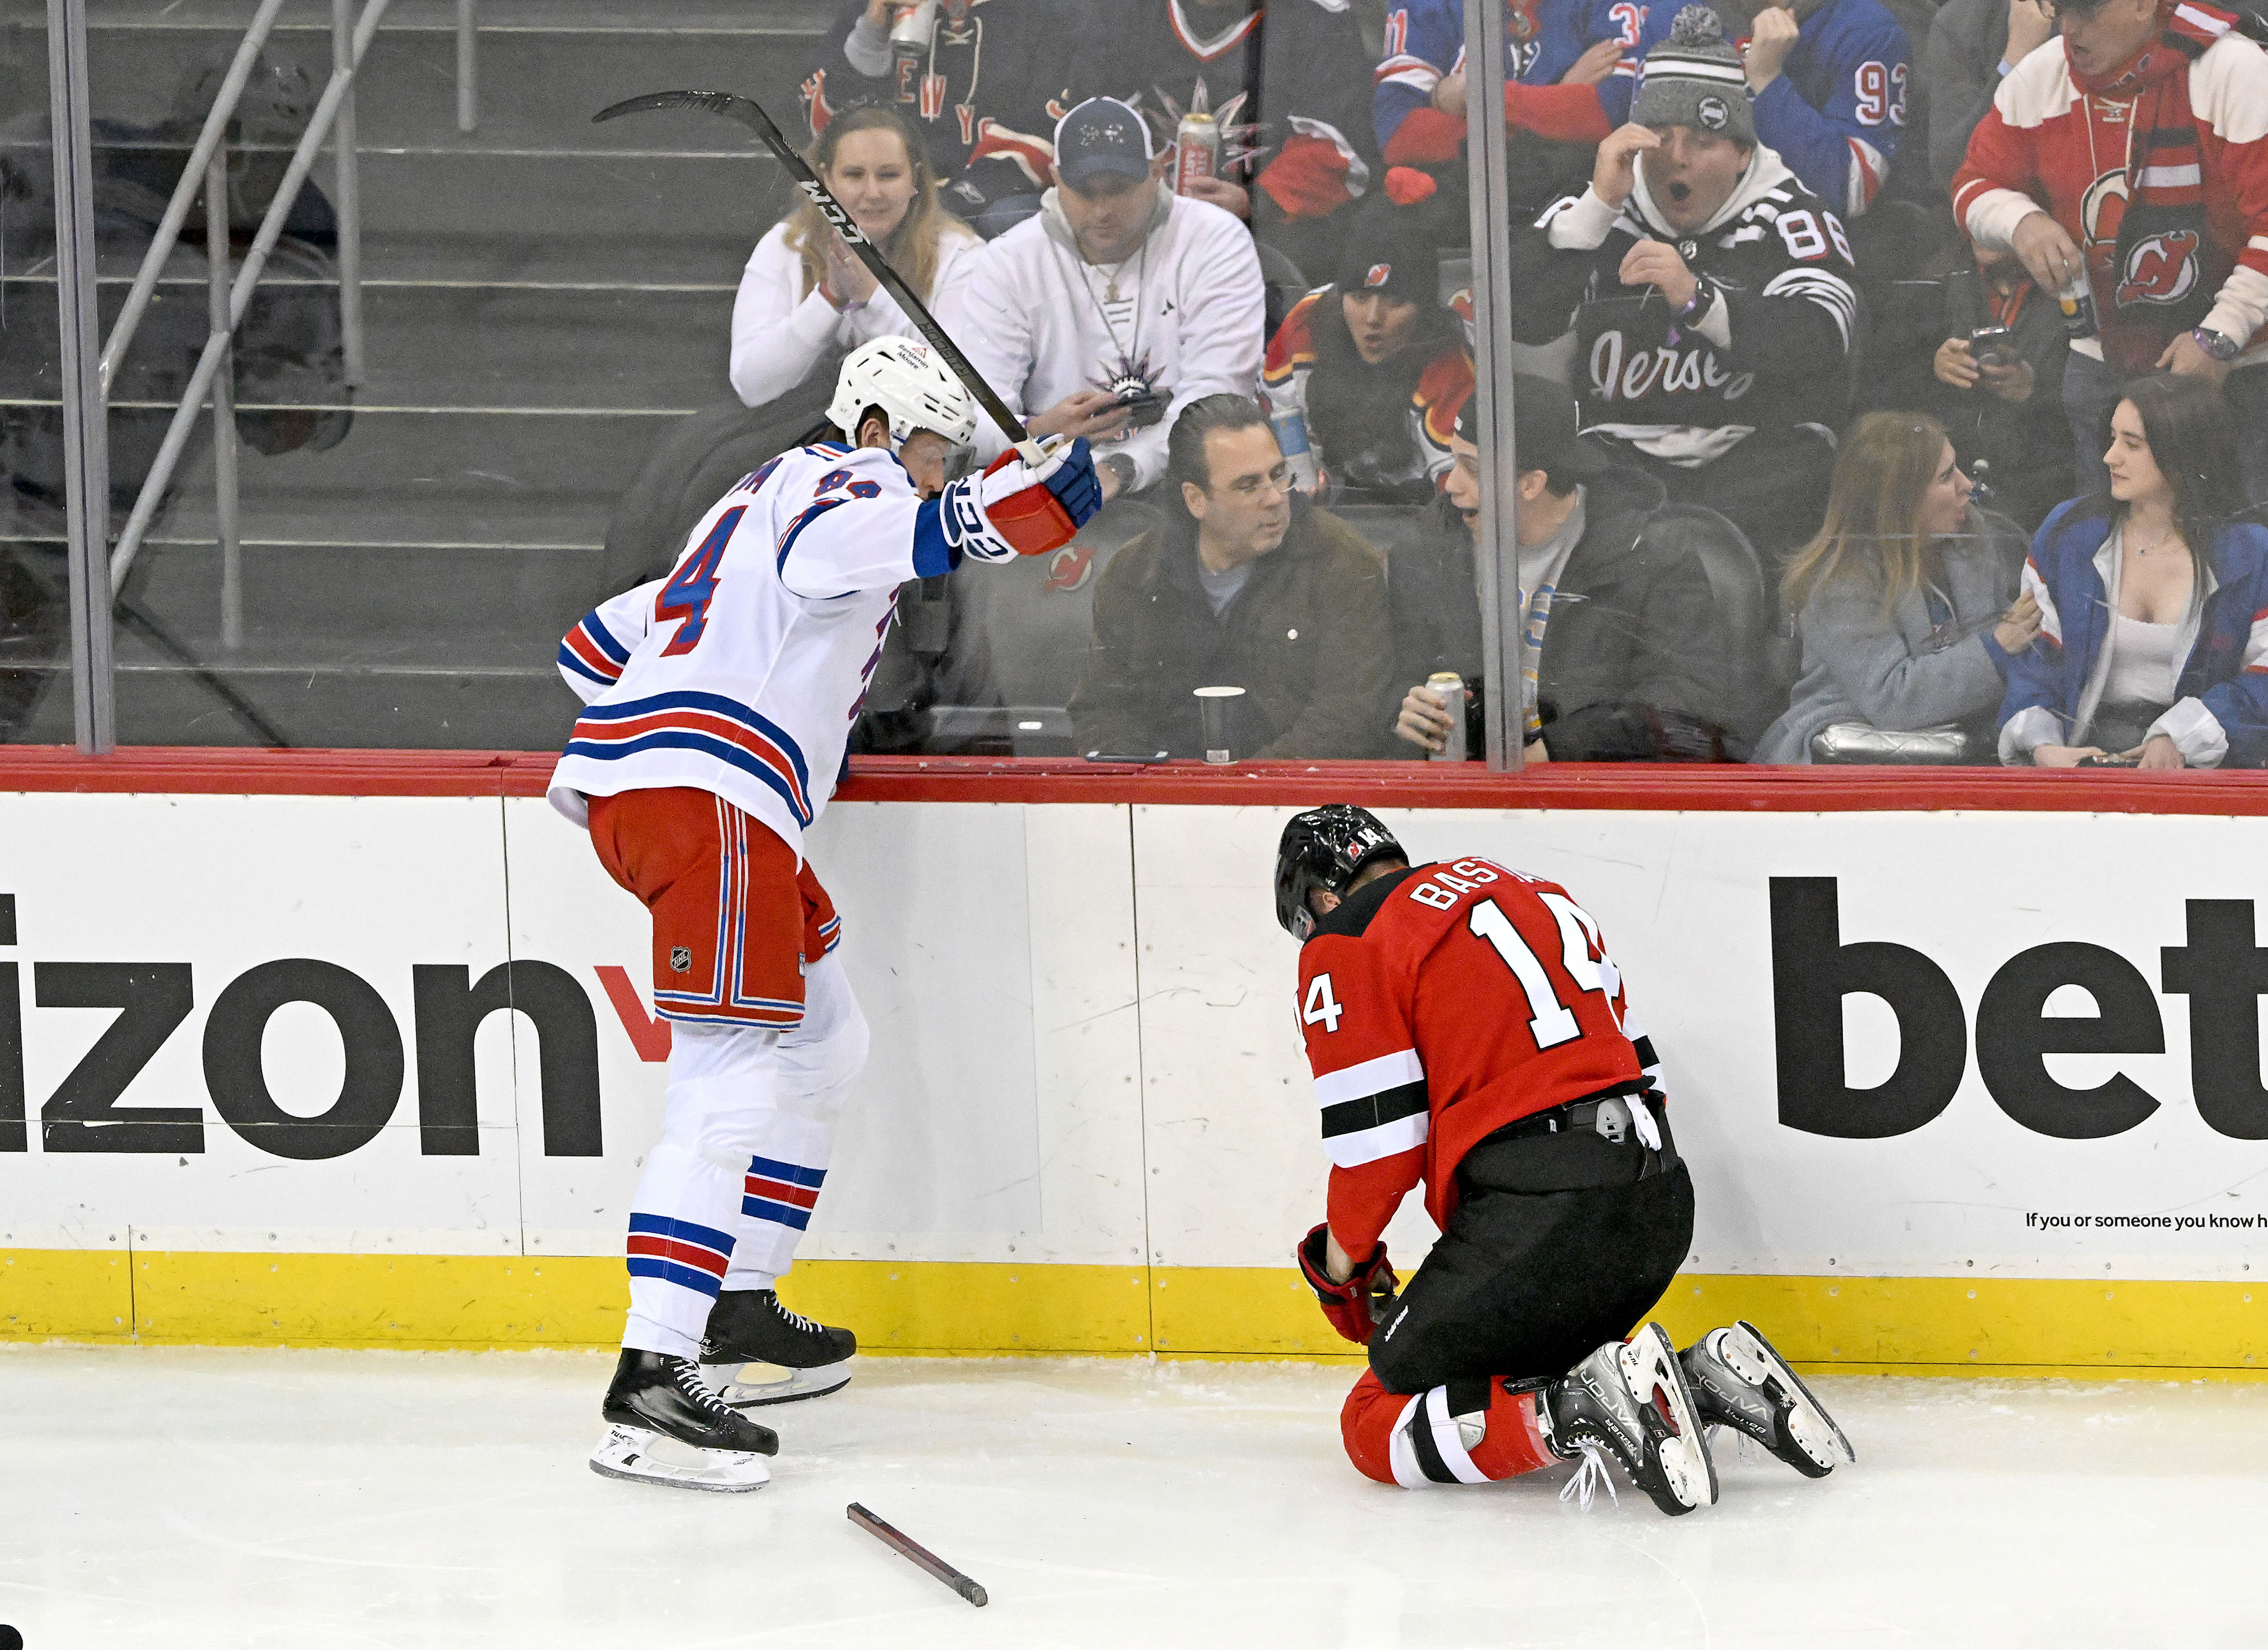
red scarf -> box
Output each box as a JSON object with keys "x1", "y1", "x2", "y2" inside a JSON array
[{"x1": 2073, "y1": 2, "x2": 2240, "y2": 369}]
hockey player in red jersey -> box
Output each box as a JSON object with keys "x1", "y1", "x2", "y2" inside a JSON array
[
  {"x1": 552, "y1": 338, "x2": 1100, "y2": 1491},
  {"x1": 1276, "y1": 805, "x2": 1852, "y2": 1511}
]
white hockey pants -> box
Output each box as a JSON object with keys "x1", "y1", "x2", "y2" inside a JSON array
[{"x1": 621, "y1": 955, "x2": 870, "y2": 1359}]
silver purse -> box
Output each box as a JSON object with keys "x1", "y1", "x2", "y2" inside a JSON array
[{"x1": 1809, "y1": 723, "x2": 1974, "y2": 764}]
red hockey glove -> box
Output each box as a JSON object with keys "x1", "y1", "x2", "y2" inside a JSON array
[
  {"x1": 1258, "y1": 133, "x2": 1357, "y2": 219},
  {"x1": 1298, "y1": 1223, "x2": 1397, "y2": 1345},
  {"x1": 1383, "y1": 106, "x2": 1465, "y2": 167},
  {"x1": 959, "y1": 437, "x2": 1102, "y2": 560}
]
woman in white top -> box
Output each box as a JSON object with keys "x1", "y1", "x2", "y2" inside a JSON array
[
  {"x1": 1998, "y1": 373, "x2": 2268, "y2": 769},
  {"x1": 729, "y1": 104, "x2": 981, "y2": 409}
]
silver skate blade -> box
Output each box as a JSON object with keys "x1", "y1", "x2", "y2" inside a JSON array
[
  {"x1": 588, "y1": 1423, "x2": 770, "y2": 1493},
  {"x1": 1730, "y1": 1320, "x2": 1856, "y2": 1464},
  {"x1": 707, "y1": 1357, "x2": 853, "y2": 1408},
  {"x1": 1625, "y1": 1323, "x2": 1719, "y2": 1510}
]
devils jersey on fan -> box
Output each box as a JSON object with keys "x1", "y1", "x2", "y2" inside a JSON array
[
  {"x1": 547, "y1": 443, "x2": 964, "y2": 859},
  {"x1": 1298, "y1": 857, "x2": 1662, "y2": 1259}
]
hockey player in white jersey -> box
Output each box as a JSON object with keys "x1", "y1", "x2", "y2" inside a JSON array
[{"x1": 551, "y1": 337, "x2": 1100, "y2": 1491}]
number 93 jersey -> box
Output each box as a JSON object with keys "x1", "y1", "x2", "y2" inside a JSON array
[
  {"x1": 1296, "y1": 857, "x2": 1663, "y2": 1257},
  {"x1": 547, "y1": 442, "x2": 963, "y2": 859}
]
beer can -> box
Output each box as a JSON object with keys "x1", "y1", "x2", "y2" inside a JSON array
[
  {"x1": 1174, "y1": 110, "x2": 1220, "y2": 195},
  {"x1": 888, "y1": 0, "x2": 938, "y2": 46},
  {"x1": 1427, "y1": 671, "x2": 1467, "y2": 762},
  {"x1": 1271, "y1": 408, "x2": 1320, "y2": 494},
  {"x1": 2055, "y1": 271, "x2": 2098, "y2": 342}
]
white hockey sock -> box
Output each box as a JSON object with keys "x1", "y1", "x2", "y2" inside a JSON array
[{"x1": 622, "y1": 1023, "x2": 790, "y2": 1359}]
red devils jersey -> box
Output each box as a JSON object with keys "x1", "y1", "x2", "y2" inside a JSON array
[{"x1": 1296, "y1": 857, "x2": 1661, "y2": 1257}]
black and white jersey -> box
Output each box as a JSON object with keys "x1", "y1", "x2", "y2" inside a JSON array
[
  {"x1": 1507, "y1": 146, "x2": 1860, "y2": 466},
  {"x1": 799, "y1": 0, "x2": 1076, "y2": 213}
]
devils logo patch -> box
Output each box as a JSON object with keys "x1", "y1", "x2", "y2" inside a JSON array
[{"x1": 2116, "y1": 230, "x2": 2202, "y2": 307}]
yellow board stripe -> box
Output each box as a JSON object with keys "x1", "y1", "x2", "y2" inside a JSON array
[{"x1": 3, "y1": 1251, "x2": 2264, "y2": 1378}]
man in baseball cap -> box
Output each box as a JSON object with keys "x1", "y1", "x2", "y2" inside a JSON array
[
  {"x1": 938, "y1": 93, "x2": 1266, "y2": 500},
  {"x1": 1053, "y1": 96, "x2": 1157, "y2": 193}
]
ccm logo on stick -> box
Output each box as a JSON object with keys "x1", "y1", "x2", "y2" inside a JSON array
[{"x1": 1771, "y1": 877, "x2": 2268, "y2": 1142}]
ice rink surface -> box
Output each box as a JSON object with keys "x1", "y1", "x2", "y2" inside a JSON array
[{"x1": 6, "y1": 1345, "x2": 2268, "y2": 1649}]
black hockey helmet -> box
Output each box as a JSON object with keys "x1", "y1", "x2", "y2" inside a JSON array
[{"x1": 1273, "y1": 806, "x2": 1406, "y2": 940}]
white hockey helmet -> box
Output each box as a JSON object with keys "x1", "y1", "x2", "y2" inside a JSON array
[{"x1": 828, "y1": 337, "x2": 978, "y2": 449}]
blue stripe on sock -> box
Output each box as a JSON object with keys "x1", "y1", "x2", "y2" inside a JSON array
[{"x1": 627, "y1": 1256, "x2": 725, "y2": 1297}]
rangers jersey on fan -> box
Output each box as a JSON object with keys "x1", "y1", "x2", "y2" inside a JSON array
[
  {"x1": 800, "y1": 0, "x2": 1075, "y2": 213},
  {"x1": 548, "y1": 442, "x2": 960, "y2": 858},
  {"x1": 1378, "y1": 0, "x2": 1905, "y2": 212},
  {"x1": 1375, "y1": 0, "x2": 1629, "y2": 149},
  {"x1": 1068, "y1": 0, "x2": 1381, "y2": 212},
  {"x1": 1297, "y1": 858, "x2": 1662, "y2": 1259},
  {"x1": 1507, "y1": 146, "x2": 1859, "y2": 466}
]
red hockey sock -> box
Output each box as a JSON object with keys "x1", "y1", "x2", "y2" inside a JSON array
[{"x1": 1342, "y1": 1368, "x2": 1562, "y2": 1488}]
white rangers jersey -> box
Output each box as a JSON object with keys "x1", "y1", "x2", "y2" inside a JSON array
[{"x1": 547, "y1": 440, "x2": 952, "y2": 858}]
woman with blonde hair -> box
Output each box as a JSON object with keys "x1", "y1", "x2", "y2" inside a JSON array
[
  {"x1": 1755, "y1": 411, "x2": 2038, "y2": 764},
  {"x1": 729, "y1": 105, "x2": 981, "y2": 410}
]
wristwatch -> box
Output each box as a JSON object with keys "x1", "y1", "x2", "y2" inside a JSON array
[{"x1": 2191, "y1": 325, "x2": 2241, "y2": 362}]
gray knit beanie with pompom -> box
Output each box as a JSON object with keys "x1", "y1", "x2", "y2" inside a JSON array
[{"x1": 1632, "y1": 6, "x2": 1757, "y2": 146}]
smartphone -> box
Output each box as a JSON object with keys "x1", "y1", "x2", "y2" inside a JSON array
[
  {"x1": 1115, "y1": 389, "x2": 1170, "y2": 430},
  {"x1": 1968, "y1": 324, "x2": 2015, "y2": 369},
  {"x1": 1084, "y1": 749, "x2": 1171, "y2": 764},
  {"x1": 2077, "y1": 752, "x2": 2140, "y2": 768}
]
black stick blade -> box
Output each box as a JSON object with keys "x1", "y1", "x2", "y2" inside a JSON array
[{"x1": 592, "y1": 90, "x2": 756, "y2": 127}]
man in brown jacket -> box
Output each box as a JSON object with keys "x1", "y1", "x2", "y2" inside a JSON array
[{"x1": 1069, "y1": 395, "x2": 1394, "y2": 760}]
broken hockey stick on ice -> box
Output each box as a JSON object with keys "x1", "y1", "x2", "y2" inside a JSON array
[
  {"x1": 593, "y1": 90, "x2": 1044, "y2": 465},
  {"x1": 846, "y1": 1502, "x2": 988, "y2": 1607}
]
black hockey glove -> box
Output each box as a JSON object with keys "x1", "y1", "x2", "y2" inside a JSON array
[{"x1": 1297, "y1": 1222, "x2": 1397, "y2": 1345}]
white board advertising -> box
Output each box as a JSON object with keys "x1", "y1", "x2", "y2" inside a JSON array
[{"x1": 3, "y1": 792, "x2": 2264, "y2": 1287}]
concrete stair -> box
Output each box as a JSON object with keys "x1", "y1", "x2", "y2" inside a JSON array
[{"x1": 1, "y1": 0, "x2": 829, "y2": 746}]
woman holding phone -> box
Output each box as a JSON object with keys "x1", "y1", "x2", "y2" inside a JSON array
[
  {"x1": 729, "y1": 105, "x2": 980, "y2": 411},
  {"x1": 1998, "y1": 374, "x2": 2268, "y2": 769}
]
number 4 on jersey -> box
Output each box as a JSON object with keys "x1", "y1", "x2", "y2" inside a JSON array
[
  {"x1": 1469, "y1": 893, "x2": 1622, "y2": 1050},
  {"x1": 1303, "y1": 972, "x2": 1344, "y2": 1034},
  {"x1": 656, "y1": 505, "x2": 745, "y2": 657}
]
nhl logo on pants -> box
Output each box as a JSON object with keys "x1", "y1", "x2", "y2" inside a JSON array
[{"x1": 670, "y1": 946, "x2": 693, "y2": 974}]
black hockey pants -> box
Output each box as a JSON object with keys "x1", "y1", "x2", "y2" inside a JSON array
[{"x1": 1366, "y1": 1101, "x2": 1695, "y2": 1396}]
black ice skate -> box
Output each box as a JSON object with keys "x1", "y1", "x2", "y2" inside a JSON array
[
  {"x1": 699, "y1": 1287, "x2": 856, "y2": 1407},
  {"x1": 1543, "y1": 1322, "x2": 1718, "y2": 1516},
  {"x1": 1681, "y1": 1321, "x2": 1855, "y2": 1479},
  {"x1": 589, "y1": 1349, "x2": 779, "y2": 1492}
]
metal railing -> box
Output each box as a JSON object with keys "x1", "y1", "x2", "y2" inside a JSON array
[{"x1": 97, "y1": 0, "x2": 387, "y2": 632}]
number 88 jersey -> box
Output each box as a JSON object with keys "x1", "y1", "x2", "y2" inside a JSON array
[
  {"x1": 547, "y1": 441, "x2": 956, "y2": 860},
  {"x1": 1296, "y1": 857, "x2": 1663, "y2": 1257}
]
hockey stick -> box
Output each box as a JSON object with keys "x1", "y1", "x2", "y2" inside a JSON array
[{"x1": 593, "y1": 90, "x2": 1045, "y2": 465}]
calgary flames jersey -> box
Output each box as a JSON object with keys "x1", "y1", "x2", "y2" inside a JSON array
[{"x1": 1296, "y1": 857, "x2": 1662, "y2": 1257}]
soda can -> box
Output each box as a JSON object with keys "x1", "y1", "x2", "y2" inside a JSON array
[
  {"x1": 2056, "y1": 271, "x2": 2098, "y2": 342},
  {"x1": 1174, "y1": 111, "x2": 1220, "y2": 195},
  {"x1": 1271, "y1": 408, "x2": 1320, "y2": 494},
  {"x1": 1427, "y1": 672, "x2": 1467, "y2": 762}
]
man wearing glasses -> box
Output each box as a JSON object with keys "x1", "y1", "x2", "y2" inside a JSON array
[{"x1": 1069, "y1": 394, "x2": 1397, "y2": 759}]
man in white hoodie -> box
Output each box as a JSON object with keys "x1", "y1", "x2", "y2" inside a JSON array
[{"x1": 942, "y1": 96, "x2": 1268, "y2": 499}]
